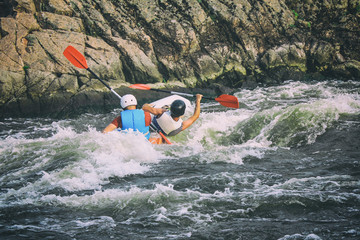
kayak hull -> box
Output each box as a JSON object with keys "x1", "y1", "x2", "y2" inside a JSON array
[
  {"x1": 150, "y1": 95, "x2": 192, "y2": 113},
  {"x1": 149, "y1": 135, "x2": 163, "y2": 144}
]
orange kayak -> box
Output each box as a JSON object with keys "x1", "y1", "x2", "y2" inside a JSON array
[
  {"x1": 148, "y1": 132, "x2": 169, "y2": 144},
  {"x1": 149, "y1": 136, "x2": 164, "y2": 144}
]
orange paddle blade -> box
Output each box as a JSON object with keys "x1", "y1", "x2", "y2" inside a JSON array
[
  {"x1": 129, "y1": 84, "x2": 152, "y2": 90},
  {"x1": 215, "y1": 94, "x2": 239, "y2": 109},
  {"x1": 63, "y1": 46, "x2": 88, "y2": 69}
]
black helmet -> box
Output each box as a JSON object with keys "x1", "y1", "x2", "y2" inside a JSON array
[{"x1": 170, "y1": 100, "x2": 186, "y2": 117}]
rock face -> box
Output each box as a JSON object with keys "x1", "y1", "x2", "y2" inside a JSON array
[{"x1": 0, "y1": 0, "x2": 359, "y2": 117}]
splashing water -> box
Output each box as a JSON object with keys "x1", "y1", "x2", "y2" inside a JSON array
[{"x1": 0, "y1": 81, "x2": 359, "y2": 239}]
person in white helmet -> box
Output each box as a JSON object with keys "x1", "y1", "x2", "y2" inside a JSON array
[{"x1": 102, "y1": 94, "x2": 151, "y2": 139}]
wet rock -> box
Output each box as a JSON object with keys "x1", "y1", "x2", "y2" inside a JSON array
[{"x1": 0, "y1": 0, "x2": 359, "y2": 117}]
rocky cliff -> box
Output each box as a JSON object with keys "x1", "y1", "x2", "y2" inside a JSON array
[{"x1": 1, "y1": 0, "x2": 359, "y2": 118}]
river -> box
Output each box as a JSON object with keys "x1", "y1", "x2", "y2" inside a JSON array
[{"x1": 0, "y1": 80, "x2": 359, "y2": 240}]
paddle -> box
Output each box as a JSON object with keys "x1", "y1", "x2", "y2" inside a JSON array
[
  {"x1": 150, "y1": 123, "x2": 172, "y2": 145},
  {"x1": 63, "y1": 45, "x2": 122, "y2": 99},
  {"x1": 129, "y1": 84, "x2": 239, "y2": 109},
  {"x1": 63, "y1": 45, "x2": 172, "y2": 144}
]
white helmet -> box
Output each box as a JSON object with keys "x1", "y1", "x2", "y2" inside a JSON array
[{"x1": 121, "y1": 94, "x2": 137, "y2": 108}]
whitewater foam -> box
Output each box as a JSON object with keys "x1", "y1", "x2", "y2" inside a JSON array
[{"x1": 0, "y1": 125, "x2": 164, "y2": 206}]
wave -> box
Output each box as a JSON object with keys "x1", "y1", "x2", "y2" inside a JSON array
[
  {"x1": 221, "y1": 95, "x2": 359, "y2": 147},
  {"x1": 179, "y1": 81, "x2": 360, "y2": 149},
  {"x1": 0, "y1": 126, "x2": 162, "y2": 206},
  {"x1": 1, "y1": 80, "x2": 359, "y2": 208}
]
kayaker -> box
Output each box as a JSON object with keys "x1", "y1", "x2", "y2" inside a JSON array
[
  {"x1": 142, "y1": 94, "x2": 203, "y2": 136},
  {"x1": 102, "y1": 94, "x2": 151, "y2": 139}
]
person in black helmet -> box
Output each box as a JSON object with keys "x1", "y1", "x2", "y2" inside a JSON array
[{"x1": 142, "y1": 94, "x2": 203, "y2": 136}]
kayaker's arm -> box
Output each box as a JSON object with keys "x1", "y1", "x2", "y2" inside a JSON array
[
  {"x1": 102, "y1": 116, "x2": 122, "y2": 133},
  {"x1": 102, "y1": 123, "x2": 117, "y2": 133},
  {"x1": 182, "y1": 94, "x2": 202, "y2": 130},
  {"x1": 142, "y1": 104, "x2": 167, "y2": 116}
]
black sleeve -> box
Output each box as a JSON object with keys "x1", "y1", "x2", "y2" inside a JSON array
[{"x1": 166, "y1": 124, "x2": 183, "y2": 136}]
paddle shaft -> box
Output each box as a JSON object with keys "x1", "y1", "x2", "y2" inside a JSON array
[
  {"x1": 87, "y1": 68, "x2": 122, "y2": 100},
  {"x1": 149, "y1": 88, "x2": 214, "y2": 100},
  {"x1": 129, "y1": 83, "x2": 239, "y2": 108},
  {"x1": 149, "y1": 123, "x2": 172, "y2": 144}
]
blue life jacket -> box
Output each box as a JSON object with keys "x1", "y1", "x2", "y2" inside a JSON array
[{"x1": 120, "y1": 109, "x2": 150, "y2": 139}]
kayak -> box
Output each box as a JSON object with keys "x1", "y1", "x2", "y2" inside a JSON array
[
  {"x1": 148, "y1": 95, "x2": 192, "y2": 145},
  {"x1": 150, "y1": 94, "x2": 192, "y2": 111}
]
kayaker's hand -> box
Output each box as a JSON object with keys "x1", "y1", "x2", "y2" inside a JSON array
[
  {"x1": 160, "y1": 108, "x2": 168, "y2": 114},
  {"x1": 196, "y1": 94, "x2": 203, "y2": 103}
]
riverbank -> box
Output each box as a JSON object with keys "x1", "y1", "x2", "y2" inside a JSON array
[
  {"x1": 1, "y1": 0, "x2": 359, "y2": 118},
  {"x1": 0, "y1": 81, "x2": 231, "y2": 118}
]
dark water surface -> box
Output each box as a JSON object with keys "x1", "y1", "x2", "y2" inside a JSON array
[{"x1": 1, "y1": 81, "x2": 359, "y2": 239}]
